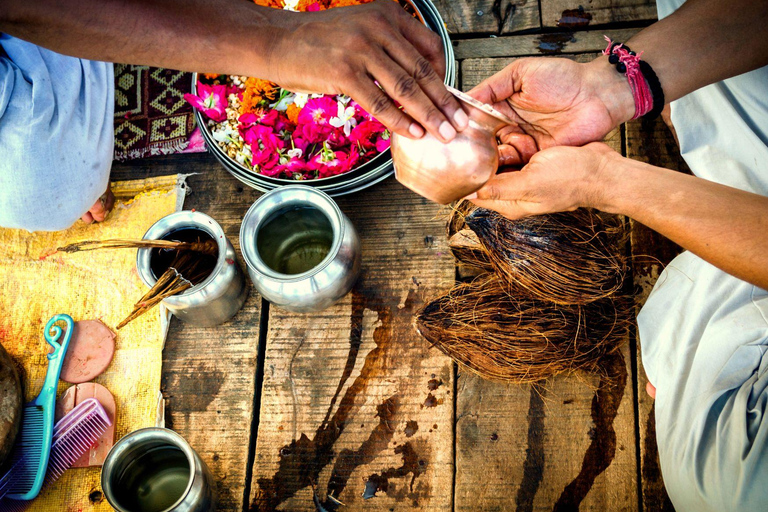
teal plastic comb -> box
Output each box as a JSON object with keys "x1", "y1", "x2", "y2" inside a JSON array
[{"x1": 5, "y1": 314, "x2": 74, "y2": 501}]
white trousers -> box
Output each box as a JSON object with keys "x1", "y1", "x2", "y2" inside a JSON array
[
  {"x1": 0, "y1": 35, "x2": 114, "y2": 231},
  {"x1": 637, "y1": 1, "x2": 768, "y2": 510}
]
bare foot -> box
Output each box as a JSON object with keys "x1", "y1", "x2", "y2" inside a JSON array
[
  {"x1": 81, "y1": 186, "x2": 115, "y2": 224},
  {"x1": 646, "y1": 381, "x2": 656, "y2": 399}
]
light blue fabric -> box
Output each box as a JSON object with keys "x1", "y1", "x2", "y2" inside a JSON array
[
  {"x1": 638, "y1": 1, "x2": 768, "y2": 510},
  {"x1": 0, "y1": 35, "x2": 114, "y2": 231}
]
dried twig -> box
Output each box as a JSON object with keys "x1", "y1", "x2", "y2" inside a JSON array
[{"x1": 57, "y1": 238, "x2": 218, "y2": 256}]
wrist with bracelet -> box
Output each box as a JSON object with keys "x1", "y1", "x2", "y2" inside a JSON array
[{"x1": 602, "y1": 36, "x2": 665, "y2": 120}]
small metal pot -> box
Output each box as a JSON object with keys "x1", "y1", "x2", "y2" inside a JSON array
[
  {"x1": 137, "y1": 211, "x2": 248, "y2": 327},
  {"x1": 240, "y1": 186, "x2": 361, "y2": 313},
  {"x1": 101, "y1": 428, "x2": 216, "y2": 512}
]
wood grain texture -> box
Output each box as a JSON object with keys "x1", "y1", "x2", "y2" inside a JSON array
[
  {"x1": 626, "y1": 117, "x2": 686, "y2": 512},
  {"x1": 248, "y1": 178, "x2": 456, "y2": 511},
  {"x1": 455, "y1": 346, "x2": 637, "y2": 511},
  {"x1": 432, "y1": 0, "x2": 539, "y2": 36},
  {"x1": 455, "y1": 54, "x2": 638, "y2": 512},
  {"x1": 454, "y1": 27, "x2": 641, "y2": 60},
  {"x1": 540, "y1": 0, "x2": 656, "y2": 28},
  {"x1": 111, "y1": 153, "x2": 264, "y2": 511}
]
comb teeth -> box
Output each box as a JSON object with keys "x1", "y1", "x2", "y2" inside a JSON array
[
  {"x1": 44, "y1": 412, "x2": 110, "y2": 485},
  {"x1": 2, "y1": 407, "x2": 45, "y2": 495},
  {"x1": 0, "y1": 399, "x2": 112, "y2": 502}
]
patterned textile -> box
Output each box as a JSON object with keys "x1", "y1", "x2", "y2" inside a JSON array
[{"x1": 113, "y1": 65, "x2": 205, "y2": 161}]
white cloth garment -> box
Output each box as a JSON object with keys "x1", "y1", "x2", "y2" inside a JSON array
[
  {"x1": 0, "y1": 34, "x2": 114, "y2": 231},
  {"x1": 638, "y1": 1, "x2": 768, "y2": 510}
]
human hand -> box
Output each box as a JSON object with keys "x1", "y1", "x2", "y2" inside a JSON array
[
  {"x1": 469, "y1": 57, "x2": 635, "y2": 151},
  {"x1": 81, "y1": 186, "x2": 115, "y2": 224},
  {"x1": 466, "y1": 142, "x2": 618, "y2": 220},
  {"x1": 270, "y1": 0, "x2": 467, "y2": 142}
]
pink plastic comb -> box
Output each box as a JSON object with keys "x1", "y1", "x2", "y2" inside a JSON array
[{"x1": 0, "y1": 398, "x2": 111, "y2": 510}]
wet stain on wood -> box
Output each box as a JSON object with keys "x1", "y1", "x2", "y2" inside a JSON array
[
  {"x1": 363, "y1": 439, "x2": 430, "y2": 506},
  {"x1": 642, "y1": 404, "x2": 675, "y2": 510},
  {"x1": 557, "y1": 7, "x2": 592, "y2": 28},
  {"x1": 404, "y1": 420, "x2": 419, "y2": 438},
  {"x1": 515, "y1": 383, "x2": 546, "y2": 512},
  {"x1": 427, "y1": 378, "x2": 443, "y2": 391},
  {"x1": 422, "y1": 393, "x2": 443, "y2": 408},
  {"x1": 553, "y1": 352, "x2": 627, "y2": 510},
  {"x1": 250, "y1": 287, "x2": 395, "y2": 512},
  {"x1": 325, "y1": 396, "x2": 400, "y2": 501},
  {"x1": 537, "y1": 33, "x2": 575, "y2": 54}
]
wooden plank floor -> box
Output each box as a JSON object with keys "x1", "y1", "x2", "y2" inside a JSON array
[{"x1": 107, "y1": 1, "x2": 692, "y2": 510}]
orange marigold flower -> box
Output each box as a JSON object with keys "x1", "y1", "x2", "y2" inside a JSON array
[
  {"x1": 203, "y1": 73, "x2": 220, "y2": 80},
  {"x1": 285, "y1": 103, "x2": 302, "y2": 125},
  {"x1": 328, "y1": 0, "x2": 373, "y2": 6},
  {"x1": 240, "y1": 77, "x2": 280, "y2": 115},
  {"x1": 253, "y1": 0, "x2": 285, "y2": 7}
]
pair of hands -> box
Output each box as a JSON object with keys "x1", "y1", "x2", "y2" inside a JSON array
[
  {"x1": 465, "y1": 57, "x2": 636, "y2": 219},
  {"x1": 270, "y1": 0, "x2": 467, "y2": 143}
]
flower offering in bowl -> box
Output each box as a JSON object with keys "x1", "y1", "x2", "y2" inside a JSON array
[{"x1": 185, "y1": 0, "x2": 456, "y2": 196}]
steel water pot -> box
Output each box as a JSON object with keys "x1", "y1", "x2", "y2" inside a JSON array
[
  {"x1": 240, "y1": 186, "x2": 361, "y2": 313},
  {"x1": 101, "y1": 428, "x2": 215, "y2": 512},
  {"x1": 136, "y1": 211, "x2": 248, "y2": 326}
]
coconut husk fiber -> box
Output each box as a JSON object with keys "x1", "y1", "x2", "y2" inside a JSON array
[
  {"x1": 416, "y1": 274, "x2": 630, "y2": 383},
  {"x1": 464, "y1": 205, "x2": 627, "y2": 306}
]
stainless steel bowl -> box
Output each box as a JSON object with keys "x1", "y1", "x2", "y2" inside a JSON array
[
  {"x1": 137, "y1": 211, "x2": 248, "y2": 327},
  {"x1": 240, "y1": 186, "x2": 361, "y2": 312},
  {"x1": 192, "y1": 0, "x2": 455, "y2": 196}
]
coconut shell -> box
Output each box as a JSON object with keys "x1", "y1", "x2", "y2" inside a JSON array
[
  {"x1": 416, "y1": 274, "x2": 629, "y2": 383},
  {"x1": 0, "y1": 342, "x2": 22, "y2": 466},
  {"x1": 465, "y1": 207, "x2": 627, "y2": 305}
]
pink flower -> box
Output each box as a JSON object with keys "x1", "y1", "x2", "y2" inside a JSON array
[
  {"x1": 306, "y1": 2, "x2": 321, "y2": 11},
  {"x1": 308, "y1": 146, "x2": 360, "y2": 178},
  {"x1": 352, "y1": 101, "x2": 376, "y2": 122},
  {"x1": 244, "y1": 125, "x2": 284, "y2": 172},
  {"x1": 275, "y1": 157, "x2": 309, "y2": 179},
  {"x1": 184, "y1": 83, "x2": 229, "y2": 122},
  {"x1": 239, "y1": 109, "x2": 279, "y2": 128},
  {"x1": 298, "y1": 97, "x2": 336, "y2": 126},
  {"x1": 375, "y1": 135, "x2": 391, "y2": 153},
  {"x1": 350, "y1": 120, "x2": 387, "y2": 151}
]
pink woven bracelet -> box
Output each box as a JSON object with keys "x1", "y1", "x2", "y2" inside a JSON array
[{"x1": 603, "y1": 36, "x2": 654, "y2": 119}]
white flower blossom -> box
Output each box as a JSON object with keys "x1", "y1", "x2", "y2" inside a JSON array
[
  {"x1": 329, "y1": 100, "x2": 357, "y2": 136},
  {"x1": 287, "y1": 148, "x2": 303, "y2": 159},
  {"x1": 293, "y1": 93, "x2": 310, "y2": 109}
]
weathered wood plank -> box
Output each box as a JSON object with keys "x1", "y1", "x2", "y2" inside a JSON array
[
  {"x1": 111, "y1": 153, "x2": 264, "y2": 512},
  {"x1": 454, "y1": 54, "x2": 638, "y2": 512},
  {"x1": 540, "y1": 0, "x2": 656, "y2": 29},
  {"x1": 455, "y1": 346, "x2": 637, "y2": 511},
  {"x1": 248, "y1": 178, "x2": 456, "y2": 511},
  {"x1": 454, "y1": 27, "x2": 642, "y2": 60},
  {"x1": 626, "y1": 117, "x2": 687, "y2": 512},
  {"x1": 432, "y1": 0, "x2": 540, "y2": 36}
]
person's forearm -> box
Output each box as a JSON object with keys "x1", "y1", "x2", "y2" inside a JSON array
[
  {"x1": 596, "y1": 155, "x2": 768, "y2": 290},
  {"x1": 625, "y1": 0, "x2": 768, "y2": 103},
  {"x1": 0, "y1": 0, "x2": 287, "y2": 79},
  {"x1": 585, "y1": 0, "x2": 768, "y2": 128}
]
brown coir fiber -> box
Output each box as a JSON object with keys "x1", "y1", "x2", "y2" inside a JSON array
[
  {"x1": 465, "y1": 207, "x2": 627, "y2": 305},
  {"x1": 416, "y1": 274, "x2": 629, "y2": 383}
]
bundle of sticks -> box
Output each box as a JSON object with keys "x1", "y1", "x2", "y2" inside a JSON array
[{"x1": 57, "y1": 238, "x2": 217, "y2": 329}]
